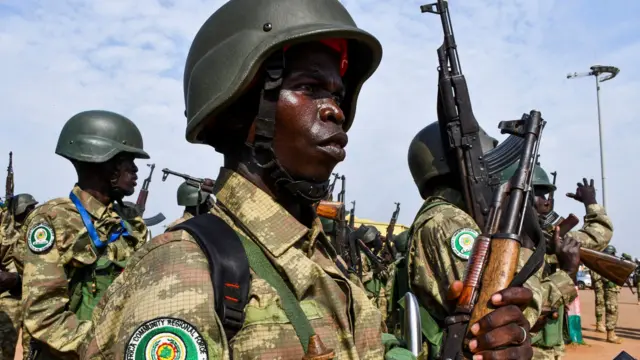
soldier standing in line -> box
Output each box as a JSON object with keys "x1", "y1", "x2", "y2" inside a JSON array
[
  {"x1": 84, "y1": 0, "x2": 537, "y2": 358},
  {"x1": 390, "y1": 121, "x2": 540, "y2": 359},
  {"x1": 165, "y1": 180, "x2": 215, "y2": 228},
  {"x1": 500, "y1": 164, "x2": 614, "y2": 359},
  {"x1": 0, "y1": 194, "x2": 37, "y2": 360},
  {"x1": 597, "y1": 245, "x2": 623, "y2": 343},
  {"x1": 20, "y1": 110, "x2": 150, "y2": 359}
]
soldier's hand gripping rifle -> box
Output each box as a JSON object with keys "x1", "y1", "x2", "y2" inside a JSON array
[{"x1": 544, "y1": 214, "x2": 637, "y2": 287}]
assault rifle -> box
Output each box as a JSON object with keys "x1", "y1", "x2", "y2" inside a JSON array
[
  {"x1": 135, "y1": 164, "x2": 165, "y2": 226},
  {"x1": 4, "y1": 152, "x2": 13, "y2": 207},
  {"x1": 317, "y1": 198, "x2": 359, "y2": 275},
  {"x1": 546, "y1": 214, "x2": 637, "y2": 286},
  {"x1": 384, "y1": 202, "x2": 400, "y2": 259},
  {"x1": 161, "y1": 168, "x2": 215, "y2": 194},
  {"x1": 423, "y1": 1, "x2": 546, "y2": 357},
  {"x1": 326, "y1": 173, "x2": 340, "y2": 201},
  {"x1": 349, "y1": 200, "x2": 356, "y2": 228}
]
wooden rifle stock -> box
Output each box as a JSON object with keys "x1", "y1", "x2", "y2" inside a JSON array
[
  {"x1": 317, "y1": 201, "x2": 343, "y2": 220},
  {"x1": 553, "y1": 214, "x2": 637, "y2": 286}
]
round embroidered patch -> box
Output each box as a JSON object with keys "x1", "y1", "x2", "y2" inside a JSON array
[
  {"x1": 27, "y1": 223, "x2": 55, "y2": 253},
  {"x1": 126, "y1": 317, "x2": 208, "y2": 360},
  {"x1": 450, "y1": 228, "x2": 478, "y2": 260}
]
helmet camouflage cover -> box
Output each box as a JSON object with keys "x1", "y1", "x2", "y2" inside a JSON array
[
  {"x1": 55, "y1": 110, "x2": 149, "y2": 163},
  {"x1": 408, "y1": 121, "x2": 498, "y2": 194},
  {"x1": 183, "y1": 0, "x2": 382, "y2": 145}
]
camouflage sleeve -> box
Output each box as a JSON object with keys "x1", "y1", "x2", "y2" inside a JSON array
[
  {"x1": 567, "y1": 204, "x2": 613, "y2": 251},
  {"x1": 539, "y1": 270, "x2": 578, "y2": 308},
  {"x1": 21, "y1": 213, "x2": 92, "y2": 358},
  {"x1": 84, "y1": 231, "x2": 227, "y2": 360},
  {"x1": 518, "y1": 248, "x2": 544, "y2": 328},
  {"x1": 412, "y1": 204, "x2": 480, "y2": 320},
  {"x1": 124, "y1": 215, "x2": 149, "y2": 249}
]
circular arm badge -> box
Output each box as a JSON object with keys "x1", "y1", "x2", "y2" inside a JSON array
[
  {"x1": 126, "y1": 317, "x2": 208, "y2": 360},
  {"x1": 27, "y1": 223, "x2": 55, "y2": 253},
  {"x1": 450, "y1": 228, "x2": 478, "y2": 260}
]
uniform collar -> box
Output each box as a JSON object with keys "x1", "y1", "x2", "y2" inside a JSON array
[
  {"x1": 429, "y1": 186, "x2": 466, "y2": 209},
  {"x1": 71, "y1": 185, "x2": 113, "y2": 220},
  {"x1": 213, "y1": 168, "x2": 309, "y2": 257}
]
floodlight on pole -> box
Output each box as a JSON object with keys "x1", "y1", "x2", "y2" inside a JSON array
[{"x1": 566, "y1": 65, "x2": 620, "y2": 208}]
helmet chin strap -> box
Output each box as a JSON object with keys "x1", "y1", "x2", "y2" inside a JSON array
[{"x1": 248, "y1": 50, "x2": 329, "y2": 203}]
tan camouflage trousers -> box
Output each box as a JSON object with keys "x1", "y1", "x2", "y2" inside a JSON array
[
  {"x1": 593, "y1": 275, "x2": 619, "y2": 330},
  {"x1": 533, "y1": 346, "x2": 564, "y2": 360},
  {"x1": 0, "y1": 292, "x2": 21, "y2": 360}
]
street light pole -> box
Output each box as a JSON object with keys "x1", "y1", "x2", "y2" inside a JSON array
[{"x1": 567, "y1": 65, "x2": 620, "y2": 209}]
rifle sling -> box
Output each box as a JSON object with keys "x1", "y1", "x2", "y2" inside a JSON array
[{"x1": 509, "y1": 203, "x2": 546, "y2": 287}]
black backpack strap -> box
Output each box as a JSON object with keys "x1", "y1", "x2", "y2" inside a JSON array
[{"x1": 169, "y1": 213, "x2": 251, "y2": 341}]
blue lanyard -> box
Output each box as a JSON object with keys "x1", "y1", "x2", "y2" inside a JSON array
[{"x1": 69, "y1": 192, "x2": 129, "y2": 250}]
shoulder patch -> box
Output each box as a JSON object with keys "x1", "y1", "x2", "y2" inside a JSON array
[
  {"x1": 126, "y1": 317, "x2": 208, "y2": 360},
  {"x1": 27, "y1": 223, "x2": 55, "y2": 253},
  {"x1": 450, "y1": 228, "x2": 478, "y2": 260}
]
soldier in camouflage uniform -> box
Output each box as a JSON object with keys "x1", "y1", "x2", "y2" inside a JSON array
[
  {"x1": 500, "y1": 164, "x2": 604, "y2": 360},
  {"x1": 353, "y1": 225, "x2": 389, "y2": 321},
  {"x1": 594, "y1": 245, "x2": 622, "y2": 343},
  {"x1": 20, "y1": 110, "x2": 150, "y2": 359},
  {"x1": 165, "y1": 180, "x2": 215, "y2": 228},
  {"x1": 397, "y1": 121, "x2": 540, "y2": 359},
  {"x1": 0, "y1": 193, "x2": 37, "y2": 360}
]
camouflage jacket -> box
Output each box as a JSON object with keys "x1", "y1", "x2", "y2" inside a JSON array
[
  {"x1": 84, "y1": 168, "x2": 386, "y2": 359},
  {"x1": 165, "y1": 210, "x2": 194, "y2": 229},
  {"x1": 566, "y1": 204, "x2": 612, "y2": 251},
  {"x1": 407, "y1": 188, "x2": 543, "y2": 327},
  {"x1": 0, "y1": 208, "x2": 22, "y2": 273},
  {"x1": 21, "y1": 185, "x2": 148, "y2": 359}
]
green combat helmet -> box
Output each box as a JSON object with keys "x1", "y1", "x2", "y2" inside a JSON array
[
  {"x1": 393, "y1": 230, "x2": 410, "y2": 255},
  {"x1": 604, "y1": 245, "x2": 616, "y2": 255},
  {"x1": 11, "y1": 193, "x2": 37, "y2": 216},
  {"x1": 55, "y1": 110, "x2": 149, "y2": 163},
  {"x1": 177, "y1": 181, "x2": 209, "y2": 207},
  {"x1": 500, "y1": 161, "x2": 556, "y2": 195},
  {"x1": 622, "y1": 253, "x2": 633, "y2": 261},
  {"x1": 182, "y1": 0, "x2": 382, "y2": 201},
  {"x1": 408, "y1": 121, "x2": 498, "y2": 197}
]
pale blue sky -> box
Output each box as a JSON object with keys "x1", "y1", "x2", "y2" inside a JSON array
[{"x1": 1, "y1": 0, "x2": 639, "y2": 257}]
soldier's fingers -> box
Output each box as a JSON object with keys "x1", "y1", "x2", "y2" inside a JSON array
[
  {"x1": 469, "y1": 323, "x2": 528, "y2": 353},
  {"x1": 472, "y1": 345, "x2": 533, "y2": 360},
  {"x1": 566, "y1": 193, "x2": 576, "y2": 198},
  {"x1": 583, "y1": 178, "x2": 589, "y2": 186},
  {"x1": 470, "y1": 305, "x2": 529, "y2": 336},
  {"x1": 590, "y1": 178, "x2": 595, "y2": 187},
  {"x1": 447, "y1": 280, "x2": 464, "y2": 300},
  {"x1": 553, "y1": 226, "x2": 562, "y2": 252},
  {"x1": 491, "y1": 287, "x2": 533, "y2": 307}
]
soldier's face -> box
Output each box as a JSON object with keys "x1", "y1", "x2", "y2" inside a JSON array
[
  {"x1": 533, "y1": 188, "x2": 553, "y2": 215},
  {"x1": 273, "y1": 43, "x2": 347, "y2": 181},
  {"x1": 111, "y1": 154, "x2": 139, "y2": 197}
]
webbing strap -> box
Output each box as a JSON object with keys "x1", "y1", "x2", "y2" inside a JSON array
[
  {"x1": 69, "y1": 192, "x2": 128, "y2": 250},
  {"x1": 237, "y1": 232, "x2": 315, "y2": 353}
]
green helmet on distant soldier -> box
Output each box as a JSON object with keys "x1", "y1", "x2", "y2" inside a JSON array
[
  {"x1": 182, "y1": 0, "x2": 382, "y2": 202},
  {"x1": 407, "y1": 121, "x2": 498, "y2": 198},
  {"x1": 55, "y1": 110, "x2": 150, "y2": 199},
  {"x1": 604, "y1": 245, "x2": 616, "y2": 255},
  {"x1": 500, "y1": 161, "x2": 556, "y2": 195},
  {"x1": 11, "y1": 193, "x2": 37, "y2": 219},
  {"x1": 177, "y1": 181, "x2": 209, "y2": 207}
]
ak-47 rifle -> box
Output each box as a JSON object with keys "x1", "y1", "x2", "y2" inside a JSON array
[
  {"x1": 384, "y1": 202, "x2": 400, "y2": 259},
  {"x1": 135, "y1": 164, "x2": 166, "y2": 226},
  {"x1": 5, "y1": 152, "x2": 14, "y2": 206},
  {"x1": 326, "y1": 173, "x2": 340, "y2": 201},
  {"x1": 136, "y1": 164, "x2": 155, "y2": 215},
  {"x1": 161, "y1": 168, "x2": 215, "y2": 194},
  {"x1": 422, "y1": 1, "x2": 546, "y2": 358},
  {"x1": 162, "y1": 168, "x2": 215, "y2": 216},
  {"x1": 349, "y1": 200, "x2": 356, "y2": 228},
  {"x1": 544, "y1": 214, "x2": 637, "y2": 287}
]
